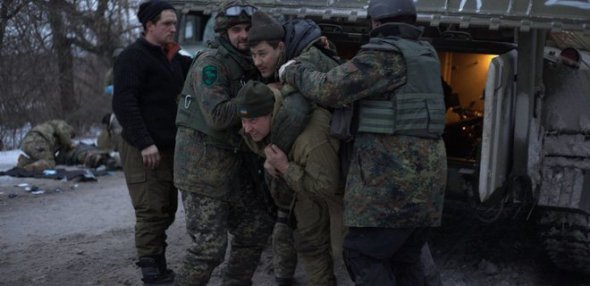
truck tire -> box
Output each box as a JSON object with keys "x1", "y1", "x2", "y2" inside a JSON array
[{"x1": 538, "y1": 210, "x2": 590, "y2": 274}]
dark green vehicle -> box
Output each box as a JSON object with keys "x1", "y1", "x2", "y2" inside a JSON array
[{"x1": 171, "y1": 0, "x2": 590, "y2": 274}]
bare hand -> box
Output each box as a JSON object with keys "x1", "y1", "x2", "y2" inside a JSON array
[
  {"x1": 264, "y1": 144, "x2": 289, "y2": 175},
  {"x1": 267, "y1": 82, "x2": 282, "y2": 91},
  {"x1": 264, "y1": 160, "x2": 279, "y2": 178},
  {"x1": 141, "y1": 144, "x2": 160, "y2": 169}
]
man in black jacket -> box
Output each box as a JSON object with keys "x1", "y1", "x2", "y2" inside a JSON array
[{"x1": 112, "y1": 0, "x2": 191, "y2": 284}]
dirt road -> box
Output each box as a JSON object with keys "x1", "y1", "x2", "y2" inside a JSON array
[{"x1": 1, "y1": 170, "x2": 589, "y2": 286}]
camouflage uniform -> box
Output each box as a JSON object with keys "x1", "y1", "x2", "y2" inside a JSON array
[
  {"x1": 242, "y1": 87, "x2": 345, "y2": 286},
  {"x1": 17, "y1": 120, "x2": 75, "y2": 171},
  {"x1": 174, "y1": 35, "x2": 274, "y2": 285},
  {"x1": 282, "y1": 23, "x2": 447, "y2": 285}
]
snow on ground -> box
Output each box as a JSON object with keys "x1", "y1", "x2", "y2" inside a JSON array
[{"x1": 0, "y1": 149, "x2": 21, "y2": 172}]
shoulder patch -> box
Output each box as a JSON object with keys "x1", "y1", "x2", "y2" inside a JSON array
[{"x1": 202, "y1": 65, "x2": 218, "y2": 86}]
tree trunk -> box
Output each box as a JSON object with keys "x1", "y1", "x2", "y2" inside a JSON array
[{"x1": 48, "y1": 0, "x2": 76, "y2": 115}]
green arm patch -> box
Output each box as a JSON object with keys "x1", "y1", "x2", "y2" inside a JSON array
[{"x1": 202, "y1": 65, "x2": 218, "y2": 86}]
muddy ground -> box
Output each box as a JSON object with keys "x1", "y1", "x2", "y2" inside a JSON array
[{"x1": 1, "y1": 170, "x2": 590, "y2": 286}]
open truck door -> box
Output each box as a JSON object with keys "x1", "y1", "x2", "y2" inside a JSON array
[{"x1": 478, "y1": 51, "x2": 517, "y2": 202}]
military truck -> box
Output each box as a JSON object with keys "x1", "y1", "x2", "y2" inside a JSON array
[{"x1": 170, "y1": 0, "x2": 590, "y2": 274}]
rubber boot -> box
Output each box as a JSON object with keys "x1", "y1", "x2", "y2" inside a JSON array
[{"x1": 136, "y1": 255, "x2": 175, "y2": 285}]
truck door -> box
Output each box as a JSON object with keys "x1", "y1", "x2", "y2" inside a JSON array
[{"x1": 478, "y1": 50, "x2": 517, "y2": 202}]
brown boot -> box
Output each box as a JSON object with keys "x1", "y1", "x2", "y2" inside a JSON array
[{"x1": 22, "y1": 159, "x2": 55, "y2": 172}]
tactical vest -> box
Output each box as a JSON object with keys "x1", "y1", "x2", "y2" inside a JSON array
[
  {"x1": 357, "y1": 27, "x2": 445, "y2": 139},
  {"x1": 176, "y1": 41, "x2": 254, "y2": 148}
]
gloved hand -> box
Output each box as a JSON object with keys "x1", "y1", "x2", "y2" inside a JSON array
[{"x1": 278, "y1": 59, "x2": 297, "y2": 83}]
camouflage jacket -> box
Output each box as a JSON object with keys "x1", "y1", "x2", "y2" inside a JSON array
[
  {"x1": 282, "y1": 23, "x2": 447, "y2": 228},
  {"x1": 242, "y1": 91, "x2": 341, "y2": 209},
  {"x1": 26, "y1": 120, "x2": 74, "y2": 153},
  {"x1": 176, "y1": 37, "x2": 258, "y2": 150}
]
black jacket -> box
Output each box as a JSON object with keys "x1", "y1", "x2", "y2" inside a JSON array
[{"x1": 113, "y1": 38, "x2": 191, "y2": 150}]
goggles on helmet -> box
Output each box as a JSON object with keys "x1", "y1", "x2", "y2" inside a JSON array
[{"x1": 224, "y1": 5, "x2": 257, "y2": 16}]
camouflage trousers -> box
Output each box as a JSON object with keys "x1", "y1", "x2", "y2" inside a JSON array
[
  {"x1": 18, "y1": 133, "x2": 56, "y2": 170},
  {"x1": 176, "y1": 191, "x2": 274, "y2": 286},
  {"x1": 174, "y1": 131, "x2": 274, "y2": 285},
  {"x1": 272, "y1": 211, "x2": 297, "y2": 285},
  {"x1": 55, "y1": 143, "x2": 113, "y2": 168},
  {"x1": 120, "y1": 139, "x2": 178, "y2": 258}
]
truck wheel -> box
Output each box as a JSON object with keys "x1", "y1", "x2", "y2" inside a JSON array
[{"x1": 538, "y1": 210, "x2": 590, "y2": 274}]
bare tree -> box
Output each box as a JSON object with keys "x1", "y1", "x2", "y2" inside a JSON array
[
  {"x1": 0, "y1": 0, "x2": 139, "y2": 149},
  {"x1": 0, "y1": 0, "x2": 27, "y2": 55}
]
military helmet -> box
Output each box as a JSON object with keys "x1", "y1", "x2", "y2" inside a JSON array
[
  {"x1": 367, "y1": 0, "x2": 416, "y2": 21},
  {"x1": 214, "y1": 0, "x2": 257, "y2": 33}
]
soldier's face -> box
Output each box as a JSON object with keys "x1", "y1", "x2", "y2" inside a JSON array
[
  {"x1": 251, "y1": 41, "x2": 284, "y2": 79},
  {"x1": 242, "y1": 115, "x2": 272, "y2": 142},
  {"x1": 227, "y1": 24, "x2": 250, "y2": 51},
  {"x1": 146, "y1": 10, "x2": 177, "y2": 46}
]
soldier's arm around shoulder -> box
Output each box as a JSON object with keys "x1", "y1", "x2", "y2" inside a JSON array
[
  {"x1": 283, "y1": 50, "x2": 404, "y2": 107},
  {"x1": 190, "y1": 53, "x2": 241, "y2": 130}
]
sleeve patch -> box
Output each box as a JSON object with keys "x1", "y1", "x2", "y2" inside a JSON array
[{"x1": 202, "y1": 65, "x2": 218, "y2": 86}]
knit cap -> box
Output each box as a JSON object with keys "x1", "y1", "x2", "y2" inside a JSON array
[
  {"x1": 237, "y1": 81, "x2": 275, "y2": 118},
  {"x1": 137, "y1": 0, "x2": 175, "y2": 26},
  {"x1": 248, "y1": 11, "x2": 284, "y2": 44}
]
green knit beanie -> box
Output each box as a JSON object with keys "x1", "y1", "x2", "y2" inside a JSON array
[
  {"x1": 237, "y1": 81, "x2": 275, "y2": 118},
  {"x1": 248, "y1": 11, "x2": 284, "y2": 44}
]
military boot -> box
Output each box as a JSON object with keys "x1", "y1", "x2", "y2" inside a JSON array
[{"x1": 136, "y1": 255, "x2": 175, "y2": 285}]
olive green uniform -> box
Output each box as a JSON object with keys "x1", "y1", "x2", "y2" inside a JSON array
[{"x1": 242, "y1": 90, "x2": 345, "y2": 286}]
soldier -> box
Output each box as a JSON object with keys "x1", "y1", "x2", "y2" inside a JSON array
[
  {"x1": 174, "y1": 1, "x2": 274, "y2": 285},
  {"x1": 237, "y1": 80, "x2": 344, "y2": 285},
  {"x1": 54, "y1": 143, "x2": 117, "y2": 169},
  {"x1": 246, "y1": 11, "x2": 346, "y2": 285},
  {"x1": 97, "y1": 113, "x2": 122, "y2": 152},
  {"x1": 112, "y1": 0, "x2": 191, "y2": 284},
  {"x1": 280, "y1": 0, "x2": 447, "y2": 285},
  {"x1": 17, "y1": 120, "x2": 76, "y2": 171}
]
